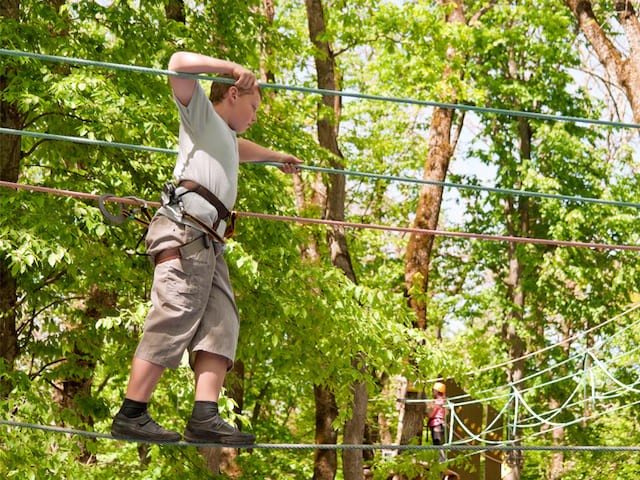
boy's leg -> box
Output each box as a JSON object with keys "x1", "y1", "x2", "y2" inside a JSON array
[
  {"x1": 183, "y1": 351, "x2": 256, "y2": 445},
  {"x1": 126, "y1": 356, "x2": 165, "y2": 401},
  {"x1": 193, "y1": 351, "x2": 228, "y2": 401},
  {"x1": 110, "y1": 357, "x2": 182, "y2": 442}
]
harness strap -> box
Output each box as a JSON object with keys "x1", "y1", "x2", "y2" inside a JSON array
[
  {"x1": 182, "y1": 211, "x2": 225, "y2": 244},
  {"x1": 178, "y1": 180, "x2": 230, "y2": 224},
  {"x1": 154, "y1": 235, "x2": 209, "y2": 266}
]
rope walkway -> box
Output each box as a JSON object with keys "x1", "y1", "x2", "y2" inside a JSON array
[
  {"x1": 4, "y1": 181, "x2": 640, "y2": 450},
  {"x1": 429, "y1": 302, "x2": 640, "y2": 402},
  {"x1": 2, "y1": 48, "x2": 640, "y2": 130},
  {"x1": 3, "y1": 50, "x2": 640, "y2": 459},
  {"x1": 393, "y1": 303, "x2": 640, "y2": 446},
  {"x1": 3, "y1": 180, "x2": 640, "y2": 251},
  {"x1": 4, "y1": 126, "x2": 640, "y2": 210},
  {"x1": 2, "y1": 419, "x2": 639, "y2": 452}
]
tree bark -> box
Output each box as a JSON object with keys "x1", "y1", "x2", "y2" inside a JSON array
[
  {"x1": 404, "y1": 0, "x2": 465, "y2": 332},
  {"x1": 564, "y1": 0, "x2": 640, "y2": 123},
  {"x1": 0, "y1": 0, "x2": 22, "y2": 397},
  {"x1": 343, "y1": 353, "x2": 368, "y2": 480},
  {"x1": 258, "y1": 0, "x2": 276, "y2": 85},
  {"x1": 547, "y1": 321, "x2": 571, "y2": 479},
  {"x1": 397, "y1": 1, "x2": 465, "y2": 462},
  {"x1": 500, "y1": 117, "x2": 531, "y2": 480},
  {"x1": 313, "y1": 384, "x2": 338, "y2": 480},
  {"x1": 404, "y1": 106, "x2": 455, "y2": 330},
  {"x1": 305, "y1": 0, "x2": 357, "y2": 284},
  {"x1": 548, "y1": 398, "x2": 564, "y2": 480},
  {"x1": 164, "y1": 0, "x2": 185, "y2": 23},
  {"x1": 305, "y1": 1, "x2": 367, "y2": 478},
  {"x1": 52, "y1": 286, "x2": 113, "y2": 464}
]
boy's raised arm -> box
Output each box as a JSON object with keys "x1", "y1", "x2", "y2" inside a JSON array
[{"x1": 168, "y1": 52, "x2": 257, "y2": 106}]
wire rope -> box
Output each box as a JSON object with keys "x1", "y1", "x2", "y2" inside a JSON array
[
  {"x1": 2, "y1": 419, "x2": 640, "y2": 452},
  {"x1": 450, "y1": 350, "x2": 640, "y2": 441},
  {"x1": 2, "y1": 48, "x2": 640, "y2": 130},
  {"x1": 4, "y1": 126, "x2": 640, "y2": 211},
  {"x1": 410, "y1": 309, "x2": 640, "y2": 444},
  {"x1": 446, "y1": 353, "x2": 640, "y2": 443},
  {"x1": 448, "y1": 395, "x2": 640, "y2": 447},
  {"x1": 406, "y1": 303, "x2": 640, "y2": 406},
  {"x1": 440, "y1": 302, "x2": 640, "y2": 392},
  {"x1": 5, "y1": 179, "x2": 640, "y2": 442},
  {"x1": 588, "y1": 352, "x2": 640, "y2": 394}
]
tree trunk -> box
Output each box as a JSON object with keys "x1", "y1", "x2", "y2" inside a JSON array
[
  {"x1": 403, "y1": 106, "x2": 455, "y2": 330},
  {"x1": 404, "y1": 0, "x2": 465, "y2": 331},
  {"x1": 565, "y1": 0, "x2": 640, "y2": 124},
  {"x1": 398, "y1": 1, "x2": 465, "y2": 460},
  {"x1": 0, "y1": 0, "x2": 22, "y2": 397},
  {"x1": 343, "y1": 353, "x2": 368, "y2": 480},
  {"x1": 164, "y1": 0, "x2": 185, "y2": 23},
  {"x1": 198, "y1": 360, "x2": 246, "y2": 476},
  {"x1": 501, "y1": 117, "x2": 531, "y2": 480},
  {"x1": 548, "y1": 398, "x2": 564, "y2": 480},
  {"x1": 258, "y1": 0, "x2": 276, "y2": 85},
  {"x1": 52, "y1": 285, "x2": 113, "y2": 464},
  {"x1": 305, "y1": 1, "x2": 367, "y2": 478},
  {"x1": 548, "y1": 321, "x2": 571, "y2": 480},
  {"x1": 313, "y1": 384, "x2": 338, "y2": 480},
  {"x1": 305, "y1": 0, "x2": 357, "y2": 284}
]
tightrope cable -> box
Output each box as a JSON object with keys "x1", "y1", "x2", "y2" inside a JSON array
[
  {"x1": 1, "y1": 419, "x2": 639, "y2": 452},
  {"x1": 2, "y1": 48, "x2": 640, "y2": 130},
  {"x1": 3, "y1": 49, "x2": 640, "y2": 460},
  {"x1": 4, "y1": 126, "x2": 639, "y2": 210},
  {"x1": 2, "y1": 180, "x2": 640, "y2": 251}
]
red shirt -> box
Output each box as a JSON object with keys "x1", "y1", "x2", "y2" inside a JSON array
[{"x1": 427, "y1": 398, "x2": 445, "y2": 427}]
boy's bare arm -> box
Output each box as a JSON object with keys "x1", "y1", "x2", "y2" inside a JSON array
[
  {"x1": 168, "y1": 52, "x2": 257, "y2": 106},
  {"x1": 238, "y1": 138, "x2": 302, "y2": 174}
]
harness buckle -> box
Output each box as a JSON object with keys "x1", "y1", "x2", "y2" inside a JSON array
[{"x1": 160, "y1": 182, "x2": 178, "y2": 207}]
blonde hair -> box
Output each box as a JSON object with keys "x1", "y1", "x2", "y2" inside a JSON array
[{"x1": 209, "y1": 74, "x2": 262, "y2": 104}]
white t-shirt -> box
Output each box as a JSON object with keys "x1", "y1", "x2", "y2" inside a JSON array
[{"x1": 158, "y1": 82, "x2": 239, "y2": 236}]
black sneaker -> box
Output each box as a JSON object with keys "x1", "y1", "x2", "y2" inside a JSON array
[
  {"x1": 111, "y1": 411, "x2": 182, "y2": 443},
  {"x1": 184, "y1": 413, "x2": 256, "y2": 445}
]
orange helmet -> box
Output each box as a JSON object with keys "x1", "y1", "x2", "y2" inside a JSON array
[{"x1": 433, "y1": 382, "x2": 446, "y2": 394}]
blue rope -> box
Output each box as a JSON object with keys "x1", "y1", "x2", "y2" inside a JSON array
[
  {"x1": 2, "y1": 48, "x2": 640, "y2": 130},
  {"x1": 3, "y1": 127, "x2": 640, "y2": 210}
]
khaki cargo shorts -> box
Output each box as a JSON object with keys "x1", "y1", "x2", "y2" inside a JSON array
[{"x1": 134, "y1": 215, "x2": 239, "y2": 370}]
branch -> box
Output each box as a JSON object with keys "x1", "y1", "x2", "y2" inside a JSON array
[
  {"x1": 469, "y1": 0, "x2": 498, "y2": 25},
  {"x1": 16, "y1": 270, "x2": 68, "y2": 308},
  {"x1": 31, "y1": 358, "x2": 68, "y2": 380},
  {"x1": 21, "y1": 138, "x2": 49, "y2": 158}
]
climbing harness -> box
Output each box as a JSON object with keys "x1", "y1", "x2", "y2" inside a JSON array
[
  {"x1": 160, "y1": 179, "x2": 236, "y2": 243},
  {"x1": 99, "y1": 180, "x2": 237, "y2": 264}
]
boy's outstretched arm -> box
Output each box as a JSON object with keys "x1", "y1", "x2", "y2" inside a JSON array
[
  {"x1": 238, "y1": 138, "x2": 302, "y2": 174},
  {"x1": 168, "y1": 52, "x2": 257, "y2": 106}
]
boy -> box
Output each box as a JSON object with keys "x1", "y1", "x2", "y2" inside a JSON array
[{"x1": 110, "y1": 51, "x2": 302, "y2": 444}]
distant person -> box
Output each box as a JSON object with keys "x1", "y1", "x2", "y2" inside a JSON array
[
  {"x1": 426, "y1": 381, "x2": 447, "y2": 462},
  {"x1": 111, "y1": 51, "x2": 302, "y2": 444}
]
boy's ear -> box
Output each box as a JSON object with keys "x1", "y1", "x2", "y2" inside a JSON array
[{"x1": 227, "y1": 85, "x2": 239, "y2": 102}]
